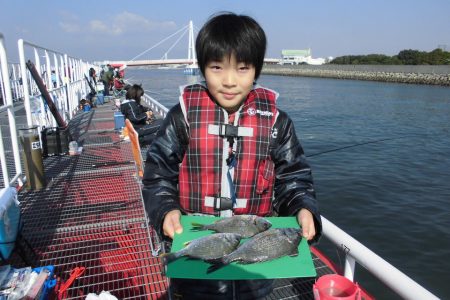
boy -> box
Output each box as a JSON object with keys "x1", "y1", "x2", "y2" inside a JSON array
[{"x1": 142, "y1": 12, "x2": 322, "y2": 300}]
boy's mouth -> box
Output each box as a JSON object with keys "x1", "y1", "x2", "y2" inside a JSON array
[{"x1": 222, "y1": 92, "x2": 237, "y2": 100}]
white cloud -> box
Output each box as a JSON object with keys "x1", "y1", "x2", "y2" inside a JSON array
[
  {"x1": 89, "y1": 11, "x2": 177, "y2": 36},
  {"x1": 89, "y1": 20, "x2": 110, "y2": 33},
  {"x1": 58, "y1": 10, "x2": 82, "y2": 33},
  {"x1": 59, "y1": 22, "x2": 81, "y2": 33}
]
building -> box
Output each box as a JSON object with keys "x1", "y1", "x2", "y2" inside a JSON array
[{"x1": 280, "y1": 49, "x2": 327, "y2": 65}]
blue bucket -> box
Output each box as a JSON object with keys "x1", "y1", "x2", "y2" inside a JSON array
[{"x1": 96, "y1": 93, "x2": 104, "y2": 105}]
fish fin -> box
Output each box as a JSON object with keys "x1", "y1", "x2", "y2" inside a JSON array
[
  {"x1": 191, "y1": 222, "x2": 206, "y2": 231},
  {"x1": 183, "y1": 240, "x2": 191, "y2": 247},
  {"x1": 206, "y1": 261, "x2": 226, "y2": 274},
  {"x1": 204, "y1": 257, "x2": 222, "y2": 264},
  {"x1": 185, "y1": 257, "x2": 202, "y2": 261},
  {"x1": 289, "y1": 248, "x2": 299, "y2": 257}
]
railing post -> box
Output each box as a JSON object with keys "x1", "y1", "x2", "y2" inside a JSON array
[
  {"x1": 1, "y1": 34, "x2": 23, "y2": 187},
  {"x1": 53, "y1": 53, "x2": 60, "y2": 88},
  {"x1": 18, "y1": 39, "x2": 33, "y2": 126},
  {"x1": 45, "y1": 50, "x2": 52, "y2": 89},
  {"x1": 344, "y1": 255, "x2": 356, "y2": 281}
]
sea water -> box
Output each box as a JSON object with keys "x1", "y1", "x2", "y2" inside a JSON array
[{"x1": 128, "y1": 68, "x2": 450, "y2": 299}]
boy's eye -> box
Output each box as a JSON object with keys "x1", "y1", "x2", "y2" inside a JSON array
[
  {"x1": 237, "y1": 62, "x2": 252, "y2": 69},
  {"x1": 238, "y1": 64, "x2": 252, "y2": 72},
  {"x1": 208, "y1": 64, "x2": 222, "y2": 70}
]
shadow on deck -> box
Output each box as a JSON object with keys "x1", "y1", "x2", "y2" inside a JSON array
[{"x1": 11, "y1": 101, "x2": 167, "y2": 299}]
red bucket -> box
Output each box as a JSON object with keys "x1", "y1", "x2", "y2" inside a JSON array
[{"x1": 313, "y1": 274, "x2": 361, "y2": 300}]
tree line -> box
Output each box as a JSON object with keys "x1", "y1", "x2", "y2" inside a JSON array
[{"x1": 330, "y1": 48, "x2": 450, "y2": 65}]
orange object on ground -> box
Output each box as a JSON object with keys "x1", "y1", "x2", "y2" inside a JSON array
[
  {"x1": 58, "y1": 267, "x2": 86, "y2": 300},
  {"x1": 125, "y1": 119, "x2": 143, "y2": 177}
]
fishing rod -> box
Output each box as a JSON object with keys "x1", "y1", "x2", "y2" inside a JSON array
[
  {"x1": 91, "y1": 161, "x2": 134, "y2": 168},
  {"x1": 84, "y1": 75, "x2": 96, "y2": 95},
  {"x1": 26, "y1": 60, "x2": 67, "y2": 128},
  {"x1": 306, "y1": 134, "x2": 425, "y2": 158}
]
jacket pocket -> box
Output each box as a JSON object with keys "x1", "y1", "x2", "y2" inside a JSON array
[{"x1": 256, "y1": 159, "x2": 275, "y2": 195}]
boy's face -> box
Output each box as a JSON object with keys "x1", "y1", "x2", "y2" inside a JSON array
[{"x1": 205, "y1": 55, "x2": 255, "y2": 113}]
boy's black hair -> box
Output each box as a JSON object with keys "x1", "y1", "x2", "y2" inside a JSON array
[
  {"x1": 126, "y1": 84, "x2": 144, "y2": 104},
  {"x1": 196, "y1": 12, "x2": 267, "y2": 80}
]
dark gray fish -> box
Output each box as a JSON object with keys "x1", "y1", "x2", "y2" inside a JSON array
[
  {"x1": 191, "y1": 215, "x2": 272, "y2": 238},
  {"x1": 207, "y1": 228, "x2": 302, "y2": 273},
  {"x1": 162, "y1": 233, "x2": 242, "y2": 264}
]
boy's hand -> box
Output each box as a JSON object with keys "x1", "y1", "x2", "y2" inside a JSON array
[
  {"x1": 297, "y1": 208, "x2": 316, "y2": 241},
  {"x1": 163, "y1": 210, "x2": 183, "y2": 239}
]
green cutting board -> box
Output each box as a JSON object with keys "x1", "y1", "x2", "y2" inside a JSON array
[{"x1": 165, "y1": 216, "x2": 316, "y2": 280}]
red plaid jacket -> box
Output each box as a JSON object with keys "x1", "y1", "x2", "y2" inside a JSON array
[{"x1": 178, "y1": 84, "x2": 278, "y2": 216}]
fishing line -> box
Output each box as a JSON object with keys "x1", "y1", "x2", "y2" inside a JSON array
[
  {"x1": 144, "y1": 89, "x2": 169, "y2": 97},
  {"x1": 306, "y1": 134, "x2": 426, "y2": 158}
]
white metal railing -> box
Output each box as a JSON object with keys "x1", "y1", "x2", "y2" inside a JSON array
[
  {"x1": 321, "y1": 216, "x2": 439, "y2": 300},
  {"x1": 0, "y1": 33, "x2": 22, "y2": 187},
  {"x1": 7, "y1": 62, "x2": 25, "y2": 103},
  {"x1": 142, "y1": 94, "x2": 169, "y2": 119},
  {"x1": 0, "y1": 35, "x2": 95, "y2": 189},
  {"x1": 17, "y1": 39, "x2": 95, "y2": 128}
]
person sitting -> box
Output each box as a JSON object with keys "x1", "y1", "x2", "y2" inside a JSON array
[
  {"x1": 114, "y1": 77, "x2": 125, "y2": 90},
  {"x1": 113, "y1": 76, "x2": 128, "y2": 96},
  {"x1": 79, "y1": 99, "x2": 91, "y2": 111},
  {"x1": 120, "y1": 84, "x2": 162, "y2": 145}
]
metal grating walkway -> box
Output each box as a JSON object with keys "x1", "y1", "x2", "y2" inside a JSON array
[
  {"x1": 6, "y1": 99, "x2": 335, "y2": 299},
  {"x1": 13, "y1": 101, "x2": 168, "y2": 299}
]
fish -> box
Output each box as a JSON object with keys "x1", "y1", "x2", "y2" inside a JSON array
[
  {"x1": 207, "y1": 228, "x2": 302, "y2": 273},
  {"x1": 191, "y1": 215, "x2": 272, "y2": 238},
  {"x1": 162, "y1": 233, "x2": 242, "y2": 264}
]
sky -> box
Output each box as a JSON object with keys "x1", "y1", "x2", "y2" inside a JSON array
[{"x1": 1, "y1": 0, "x2": 449, "y2": 63}]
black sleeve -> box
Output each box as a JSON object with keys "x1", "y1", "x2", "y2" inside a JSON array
[
  {"x1": 142, "y1": 104, "x2": 189, "y2": 236},
  {"x1": 271, "y1": 110, "x2": 322, "y2": 242},
  {"x1": 121, "y1": 102, "x2": 147, "y2": 125}
]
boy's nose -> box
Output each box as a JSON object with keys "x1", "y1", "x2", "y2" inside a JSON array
[{"x1": 222, "y1": 71, "x2": 237, "y2": 87}]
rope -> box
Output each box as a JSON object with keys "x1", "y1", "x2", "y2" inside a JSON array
[{"x1": 128, "y1": 24, "x2": 189, "y2": 61}]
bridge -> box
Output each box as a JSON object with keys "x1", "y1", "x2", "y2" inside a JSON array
[{"x1": 103, "y1": 20, "x2": 280, "y2": 68}]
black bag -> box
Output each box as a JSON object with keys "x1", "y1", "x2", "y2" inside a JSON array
[{"x1": 41, "y1": 126, "x2": 71, "y2": 157}]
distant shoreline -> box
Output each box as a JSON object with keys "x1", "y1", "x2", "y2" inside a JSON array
[{"x1": 262, "y1": 64, "x2": 450, "y2": 86}]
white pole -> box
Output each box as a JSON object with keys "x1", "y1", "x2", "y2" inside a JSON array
[{"x1": 18, "y1": 39, "x2": 33, "y2": 126}]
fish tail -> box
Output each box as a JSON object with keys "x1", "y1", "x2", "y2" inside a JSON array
[
  {"x1": 206, "y1": 256, "x2": 231, "y2": 274},
  {"x1": 191, "y1": 222, "x2": 207, "y2": 231},
  {"x1": 206, "y1": 261, "x2": 227, "y2": 274}
]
